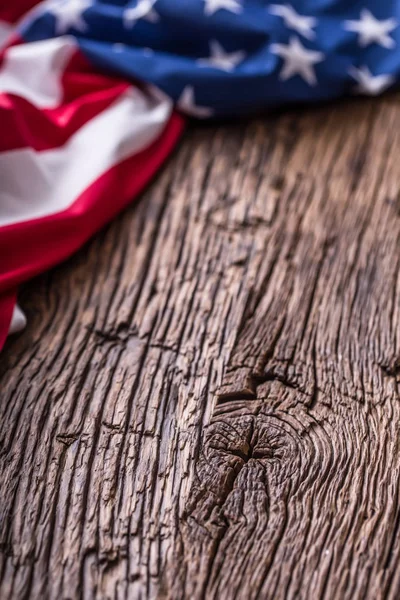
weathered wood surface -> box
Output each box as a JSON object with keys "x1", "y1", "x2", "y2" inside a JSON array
[{"x1": 1, "y1": 95, "x2": 400, "y2": 600}]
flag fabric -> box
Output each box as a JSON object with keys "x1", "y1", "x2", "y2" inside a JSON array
[{"x1": 2, "y1": 0, "x2": 400, "y2": 349}]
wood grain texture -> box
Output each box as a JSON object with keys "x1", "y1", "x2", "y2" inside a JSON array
[{"x1": 1, "y1": 95, "x2": 400, "y2": 600}]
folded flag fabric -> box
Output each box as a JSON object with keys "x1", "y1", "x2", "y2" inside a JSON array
[{"x1": 1, "y1": 0, "x2": 399, "y2": 349}]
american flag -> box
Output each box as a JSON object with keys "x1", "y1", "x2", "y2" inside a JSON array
[{"x1": 1, "y1": 0, "x2": 399, "y2": 348}]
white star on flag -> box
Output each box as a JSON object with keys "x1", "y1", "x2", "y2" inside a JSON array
[
  {"x1": 344, "y1": 9, "x2": 397, "y2": 49},
  {"x1": 45, "y1": 0, "x2": 92, "y2": 34},
  {"x1": 197, "y1": 41, "x2": 245, "y2": 71},
  {"x1": 204, "y1": 0, "x2": 242, "y2": 16},
  {"x1": 271, "y1": 36, "x2": 324, "y2": 86},
  {"x1": 269, "y1": 4, "x2": 317, "y2": 40},
  {"x1": 349, "y1": 65, "x2": 394, "y2": 95},
  {"x1": 177, "y1": 86, "x2": 214, "y2": 118},
  {"x1": 113, "y1": 43, "x2": 126, "y2": 53},
  {"x1": 124, "y1": 0, "x2": 159, "y2": 28}
]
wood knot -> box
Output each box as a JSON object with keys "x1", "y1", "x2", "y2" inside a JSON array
[{"x1": 203, "y1": 414, "x2": 301, "y2": 487}]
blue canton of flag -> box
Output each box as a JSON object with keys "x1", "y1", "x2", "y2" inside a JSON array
[{"x1": 16, "y1": 0, "x2": 400, "y2": 116}]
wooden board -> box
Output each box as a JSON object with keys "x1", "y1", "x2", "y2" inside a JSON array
[{"x1": 1, "y1": 95, "x2": 400, "y2": 600}]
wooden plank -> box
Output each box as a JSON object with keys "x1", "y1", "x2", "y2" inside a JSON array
[{"x1": 1, "y1": 95, "x2": 400, "y2": 600}]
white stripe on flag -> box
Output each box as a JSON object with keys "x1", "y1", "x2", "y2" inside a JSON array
[
  {"x1": 9, "y1": 304, "x2": 27, "y2": 335},
  {"x1": 0, "y1": 21, "x2": 12, "y2": 50},
  {"x1": 0, "y1": 88, "x2": 172, "y2": 227},
  {"x1": 0, "y1": 37, "x2": 76, "y2": 107}
]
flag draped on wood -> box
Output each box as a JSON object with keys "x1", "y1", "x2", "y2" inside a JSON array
[
  {"x1": 1, "y1": 0, "x2": 399, "y2": 348},
  {"x1": 0, "y1": 2, "x2": 183, "y2": 349}
]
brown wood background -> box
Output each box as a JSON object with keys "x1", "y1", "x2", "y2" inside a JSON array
[{"x1": 1, "y1": 95, "x2": 400, "y2": 600}]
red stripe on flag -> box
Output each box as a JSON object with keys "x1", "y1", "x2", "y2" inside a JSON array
[
  {"x1": 0, "y1": 79, "x2": 130, "y2": 151},
  {"x1": 0, "y1": 42, "x2": 138, "y2": 151},
  {"x1": 0, "y1": 1, "x2": 42, "y2": 25}
]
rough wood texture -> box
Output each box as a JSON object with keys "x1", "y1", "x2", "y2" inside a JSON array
[{"x1": 1, "y1": 95, "x2": 400, "y2": 600}]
